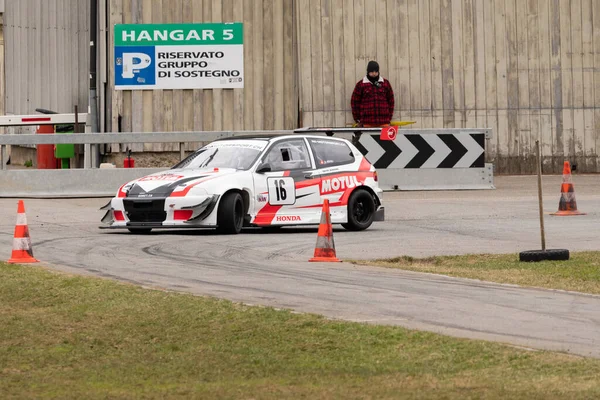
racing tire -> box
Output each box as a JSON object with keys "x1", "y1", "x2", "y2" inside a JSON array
[
  {"x1": 127, "y1": 228, "x2": 152, "y2": 234},
  {"x1": 217, "y1": 192, "x2": 244, "y2": 234},
  {"x1": 519, "y1": 249, "x2": 570, "y2": 262},
  {"x1": 342, "y1": 189, "x2": 376, "y2": 231}
]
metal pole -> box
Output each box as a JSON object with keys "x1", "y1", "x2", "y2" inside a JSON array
[
  {"x1": 89, "y1": 0, "x2": 100, "y2": 167},
  {"x1": 80, "y1": 103, "x2": 91, "y2": 169},
  {"x1": 536, "y1": 140, "x2": 546, "y2": 251},
  {"x1": 1, "y1": 145, "x2": 6, "y2": 170}
]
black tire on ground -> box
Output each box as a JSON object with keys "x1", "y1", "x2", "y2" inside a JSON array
[
  {"x1": 127, "y1": 228, "x2": 152, "y2": 234},
  {"x1": 342, "y1": 189, "x2": 376, "y2": 231},
  {"x1": 216, "y1": 192, "x2": 244, "y2": 234},
  {"x1": 519, "y1": 249, "x2": 570, "y2": 262}
]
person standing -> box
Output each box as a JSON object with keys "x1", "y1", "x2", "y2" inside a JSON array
[{"x1": 350, "y1": 61, "x2": 395, "y2": 128}]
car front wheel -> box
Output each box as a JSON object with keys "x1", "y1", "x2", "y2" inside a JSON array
[
  {"x1": 217, "y1": 192, "x2": 244, "y2": 234},
  {"x1": 342, "y1": 189, "x2": 376, "y2": 231}
]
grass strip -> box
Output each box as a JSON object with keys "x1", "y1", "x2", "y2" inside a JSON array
[
  {"x1": 1, "y1": 262, "x2": 599, "y2": 399},
  {"x1": 357, "y1": 252, "x2": 600, "y2": 295}
]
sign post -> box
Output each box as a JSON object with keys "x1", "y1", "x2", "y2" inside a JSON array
[{"x1": 114, "y1": 23, "x2": 244, "y2": 90}]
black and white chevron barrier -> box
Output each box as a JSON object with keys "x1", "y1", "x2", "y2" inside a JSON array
[
  {"x1": 354, "y1": 132, "x2": 485, "y2": 169},
  {"x1": 294, "y1": 127, "x2": 494, "y2": 191}
]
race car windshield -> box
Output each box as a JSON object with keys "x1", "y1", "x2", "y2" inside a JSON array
[{"x1": 172, "y1": 144, "x2": 263, "y2": 170}]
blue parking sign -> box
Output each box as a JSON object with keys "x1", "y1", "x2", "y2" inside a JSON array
[{"x1": 115, "y1": 46, "x2": 156, "y2": 87}]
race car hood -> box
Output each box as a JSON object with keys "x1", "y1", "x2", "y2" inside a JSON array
[{"x1": 124, "y1": 168, "x2": 237, "y2": 197}]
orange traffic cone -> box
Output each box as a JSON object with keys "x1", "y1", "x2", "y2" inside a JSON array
[
  {"x1": 8, "y1": 200, "x2": 39, "y2": 263},
  {"x1": 551, "y1": 161, "x2": 586, "y2": 216},
  {"x1": 309, "y1": 199, "x2": 341, "y2": 262}
]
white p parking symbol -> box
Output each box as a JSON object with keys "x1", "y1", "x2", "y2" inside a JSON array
[{"x1": 121, "y1": 53, "x2": 152, "y2": 79}]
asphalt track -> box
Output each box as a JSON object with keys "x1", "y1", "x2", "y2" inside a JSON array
[{"x1": 1, "y1": 175, "x2": 600, "y2": 357}]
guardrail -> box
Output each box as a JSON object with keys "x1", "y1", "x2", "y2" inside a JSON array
[{"x1": 0, "y1": 130, "x2": 296, "y2": 170}]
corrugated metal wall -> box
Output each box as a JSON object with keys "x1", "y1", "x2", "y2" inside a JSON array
[
  {"x1": 3, "y1": 0, "x2": 600, "y2": 174},
  {"x1": 297, "y1": 0, "x2": 600, "y2": 174},
  {"x1": 106, "y1": 0, "x2": 298, "y2": 153},
  {"x1": 0, "y1": 12, "x2": 5, "y2": 125},
  {"x1": 3, "y1": 0, "x2": 90, "y2": 120}
]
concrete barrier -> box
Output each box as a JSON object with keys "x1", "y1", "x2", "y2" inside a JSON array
[
  {"x1": 0, "y1": 168, "x2": 162, "y2": 198},
  {"x1": 377, "y1": 164, "x2": 494, "y2": 191}
]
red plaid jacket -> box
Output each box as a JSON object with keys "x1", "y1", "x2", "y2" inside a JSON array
[{"x1": 350, "y1": 76, "x2": 395, "y2": 126}]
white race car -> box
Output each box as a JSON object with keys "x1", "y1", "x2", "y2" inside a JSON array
[{"x1": 100, "y1": 134, "x2": 384, "y2": 234}]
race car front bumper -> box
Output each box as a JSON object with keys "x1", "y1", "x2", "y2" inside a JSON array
[{"x1": 100, "y1": 194, "x2": 220, "y2": 228}]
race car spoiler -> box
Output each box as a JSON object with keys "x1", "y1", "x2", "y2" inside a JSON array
[
  {"x1": 294, "y1": 121, "x2": 416, "y2": 136},
  {"x1": 293, "y1": 127, "x2": 383, "y2": 136}
]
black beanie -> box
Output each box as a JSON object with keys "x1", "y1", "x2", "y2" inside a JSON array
[{"x1": 367, "y1": 61, "x2": 379, "y2": 73}]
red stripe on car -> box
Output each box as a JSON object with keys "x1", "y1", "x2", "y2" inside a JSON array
[
  {"x1": 170, "y1": 176, "x2": 221, "y2": 197},
  {"x1": 253, "y1": 171, "x2": 290, "y2": 225},
  {"x1": 295, "y1": 177, "x2": 320, "y2": 189},
  {"x1": 359, "y1": 157, "x2": 372, "y2": 171},
  {"x1": 253, "y1": 204, "x2": 284, "y2": 225},
  {"x1": 117, "y1": 183, "x2": 128, "y2": 198}
]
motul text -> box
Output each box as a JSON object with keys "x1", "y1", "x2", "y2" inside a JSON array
[{"x1": 321, "y1": 176, "x2": 360, "y2": 194}]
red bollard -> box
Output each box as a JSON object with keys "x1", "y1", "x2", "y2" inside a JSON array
[
  {"x1": 36, "y1": 125, "x2": 57, "y2": 169},
  {"x1": 123, "y1": 157, "x2": 135, "y2": 168},
  {"x1": 123, "y1": 148, "x2": 135, "y2": 168}
]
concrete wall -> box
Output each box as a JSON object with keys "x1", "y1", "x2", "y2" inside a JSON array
[{"x1": 0, "y1": 168, "x2": 162, "y2": 197}]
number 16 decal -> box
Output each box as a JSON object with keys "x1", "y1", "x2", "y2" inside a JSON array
[{"x1": 267, "y1": 177, "x2": 296, "y2": 205}]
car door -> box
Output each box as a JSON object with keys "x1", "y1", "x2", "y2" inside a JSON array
[
  {"x1": 306, "y1": 137, "x2": 361, "y2": 224},
  {"x1": 251, "y1": 138, "x2": 322, "y2": 225}
]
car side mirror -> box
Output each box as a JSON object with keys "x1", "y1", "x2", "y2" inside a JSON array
[{"x1": 256, "y1": 163, "x2": 272, "y2": 173}]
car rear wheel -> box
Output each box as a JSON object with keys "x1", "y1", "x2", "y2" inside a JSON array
[
  {"x1": 127, "y1": 228, "x2": 152, "y2": 234},
  {"x1": 342, "y1": 189, "x2": 376, "y2": 231},
  {"x1": 217, "y1": 192, "x2": 244, "y2": 234}
]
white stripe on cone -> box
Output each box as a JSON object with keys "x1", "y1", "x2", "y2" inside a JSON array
[
  {"x1": 16, "y1": 213, "x2": 27, "y2": 226},
  {"x1": 13, "y1": 237, "x2": 33, "y2": 251},
  {"x1": 562, "y1": 192, "x2": 575, "y2": 202}
]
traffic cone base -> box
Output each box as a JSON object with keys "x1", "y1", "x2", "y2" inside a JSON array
[
  {"x1": 309, "y1": 199, "x2": 341, "y2": 262},
  {"x1": 551, "y1": 210, "x2": 586, "y2": 216},
  {"x1": 7, "y1": 200, "x2": 39, "y2": 264},
  {"x1": 8, "y1": 251, "x2": 38, "y2": 264},
  {"x1": 551, "y1": 161, "x2": 585, "y2": 216},
  {"x1": 309, "y1": 257, "x2": 341, "y2": 262}
]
